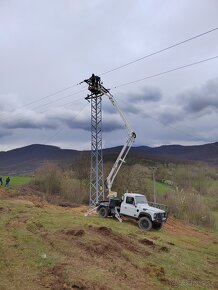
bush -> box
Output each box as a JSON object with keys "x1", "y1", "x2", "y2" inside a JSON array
[
  {"x1": 35, "y1": 161, "x2": 62, "y2": 194},
  {"x1": 159, "y1": 190, "x2": 216, "y2": 228},
  {"x1": 60, "y1": 178, "x2": 88, "y2": 204},
  {"x1": 34, "y1": 161, "x2": 88, "y2": 205}
]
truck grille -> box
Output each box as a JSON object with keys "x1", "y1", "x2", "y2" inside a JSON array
[{"x1": 156, "y1": 213, "x2": 166, "y2": 219}]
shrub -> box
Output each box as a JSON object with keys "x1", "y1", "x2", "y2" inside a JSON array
[
  {"x1": 159, "y1": 190, "x2": 216, "y2": 228},
  {"x1": 60, "y1": 178, "x2": 88, "y2": 204},
  {"x1": 34, "y1": 161, "x2": 88, "y2": 204},
  {"x1": 35, "y1": 161, "x2": 62, "y2": 194}
]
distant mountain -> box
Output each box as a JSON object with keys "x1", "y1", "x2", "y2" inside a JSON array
[
  {"x1": 131, "y1": 143, "x2": 218, "y2": 164},
  {"x1": 0, "y1": 142, "x2": 217, "y2": 175},
  {"x1": 0, "y1": 144, "x2": 79, "y2": 175}
]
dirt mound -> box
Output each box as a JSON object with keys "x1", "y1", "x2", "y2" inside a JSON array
[
  {"x1": 96, "y1": 226, "x2": 113, "y2": 235},
  {"x1": 139, "y1": 238, "x2": 170, "y2": 253},
  {"x1": 90, "y1": 226, "x2": 145, "y2": 254},
  {"x1": 60, "y1": 229, "x2": 85, "y2": 237},
  {"x1": 164, "y1": 216, "x2": 211, "y2": 239},
  {"x1": 41, "y1": 264, "x2": 87, "y2": 290},
  {"x1": 140, "y1": 238, "x2": 155, "y2": 246}
]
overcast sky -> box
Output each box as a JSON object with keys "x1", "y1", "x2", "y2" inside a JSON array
[{"x1": 0, "y1": 0, "x2": 218, "y2": 151}]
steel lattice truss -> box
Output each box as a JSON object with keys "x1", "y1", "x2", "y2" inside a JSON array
[{"x1": 89, "y1": 96, "x2": 104, "y2": 206}]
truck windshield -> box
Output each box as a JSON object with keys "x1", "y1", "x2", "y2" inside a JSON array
[{"x1": 135, "y1": 196, "x2": 148, "y2": 204}]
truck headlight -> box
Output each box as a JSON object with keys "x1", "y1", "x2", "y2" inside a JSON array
[{"x1": 154, "y1": 213, "x2": 157, "y2": 219}]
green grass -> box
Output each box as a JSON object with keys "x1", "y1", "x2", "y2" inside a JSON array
[
  {"x1": 147, "y1": 179, "x2": 172, "y2": 196},
  {"x1": 155, "y1": 181, "x2": 171, "y2": 194},
  {"x1": 2, "y1": 176, "x2": 33, "y2": 187},
  {"x1": 0, "y1": 196, "x2": 217, "y2": 290}
]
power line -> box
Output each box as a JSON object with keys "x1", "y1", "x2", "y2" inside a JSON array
[
  {"x1": 26, "y1": 88, "x2": 86, "y2": 112},
  {"x1": 2, "y1": 97, "x2": 85, "y2": 127},
  {"x1": 111, "y1": 55, "x2": 218, "y2": 89},
  {"x1": 23, "y1": 83, "x2": 80, "y2": 108},
  {"x1": 100, "y1": 27, "x2": 218, "y2": 76},
  {"x1": 0, "y1": 88, "x2": 86, "y2": 123},
  {"x1": 3, "y1": 27, "x2": 216, "y2": 117}
]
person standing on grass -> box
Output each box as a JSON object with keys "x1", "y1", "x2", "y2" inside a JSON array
[
  {"x1": 5, "y1": 177, "x2": 10, "y2": 187},
  {"x1": 0, "y1": 177, "x2": 2, "y2": 186}
]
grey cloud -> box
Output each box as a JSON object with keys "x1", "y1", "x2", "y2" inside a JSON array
[
  {"x1": 158, "y1": 111, "x2": 184, "y2": 125},
  {"x1": 154, "y1": 79, "x2": 218, "y2": 126},
  {"x1": 182, "y1": 79, "x2": 218, "y2": 113},
  {"x1": 127, "y1": 87, "x2": 162, "y2": 103},
  {"x1": 103, "y1": 102, "x2": 141, "y2": 115},
  {"x1": 65, "y1": 114, "x2": 123, "y2": 132},
  {"x1": 5, "y1": 119, "x2": 57, "y2": 130},
  {"x1": 0, "y1": 130, "x2": 12, "y2": 139},
  {"x1": 2, "y1": 112, "x2": 58, "y2": 130}
]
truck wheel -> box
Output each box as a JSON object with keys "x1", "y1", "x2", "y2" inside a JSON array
[
  {"x1": 138, "y1": 217, "x2": 152, "y2": 231},
  {"x1": 152, "y1": 222, "x2": 163, "y2": 230},
  {"x1": 98, "y1": 207, "x2": 108, "y2": 218}
]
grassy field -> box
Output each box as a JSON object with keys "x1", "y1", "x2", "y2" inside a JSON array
[
  {"x1": 0, "y1": 191, "x2": 217, "y2": 290},
  {"x1": 146, "y1": 180, "x2": 171, "y2": 196},
  {"x1": 1, "y1": 176, "x2": 33, "y2": 187}
]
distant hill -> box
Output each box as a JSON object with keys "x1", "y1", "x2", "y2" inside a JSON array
[
  {"x1": 131, "y1": 142, "x2": 218, "y2": 164},
  {"x1": 0, "y1": 142, "x2": 217, "y2": 175},
  {"x1": 0, "y1": 144, "x2": 79, "y2": 175}
]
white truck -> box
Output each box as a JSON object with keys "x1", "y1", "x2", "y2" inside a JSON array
[{"x1": 97, "y1": 193, "x2": 168, "y2": 231}]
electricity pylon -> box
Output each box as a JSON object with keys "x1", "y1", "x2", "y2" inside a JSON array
[{"x1": 84, "y1": 76, "x2": 105, "y2": 206}]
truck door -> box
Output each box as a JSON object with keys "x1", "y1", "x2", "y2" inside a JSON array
[{"x1": 121, "y1": 196, "x2": 137, "y2": 217}]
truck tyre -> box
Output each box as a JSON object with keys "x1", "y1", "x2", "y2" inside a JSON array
[
  {"x1": 98, "y1": 207, "x2": 108, "y2": 218},
  {"x1": 138, "y1": 216, "x2": 152, "y2": 231},
  {"x1": 152, "y1": 222, "x2": 163, "y2": 230}
]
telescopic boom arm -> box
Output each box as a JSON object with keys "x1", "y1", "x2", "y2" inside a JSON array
[{"x1": 104, "y1": 91, "x2": 136, "y2": 193}]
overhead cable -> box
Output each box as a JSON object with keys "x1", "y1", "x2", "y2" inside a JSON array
[
  {"x1": 100, "y1": 27, "x2": 218, "y2": 76},
  {"x1": 112, "y1": 55, "x2": 218, "y2": 89},
  {"x1": 23, "y1": 83, "x2": 80, "y2": 108},
  {"x1": 0, "y1": 89, "x2": 86, "y2": 123},
  {"x1": 8, "y1": 27, "x2": 217, "y2": 113}
]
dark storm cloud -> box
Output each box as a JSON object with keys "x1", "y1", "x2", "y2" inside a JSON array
[
  {"x1": 65, "y1": 115, "x2": 123, "y2": 132},
  {"x1": 0, "y1": 130, "x2": 12, "y2": 139},
  {"x1": 182, "y1": 79, "x2": 218, "y2": 113},
  {"x1": 127, "y1": 87, "x2": 162, "y2": 103},
  {"x1": 103, "y1": 102, "x2": 141, "y2": 115},
  {"x1": 155, "y1": 79, "x2": 218, "y2": 126},
  {"x1": 5, "y1": 119, "x2": 57, "y2": 130},
  {"x1": 0, "y1": 106, "x2": 123, "y2": 133},
  {"x1": 2, "y1": 112, "x2": 58, "y2": 130},
  {"x1": 101, "y1": 86, "x2": 161, "y2": 116},
  {"x1": 157, "y1": 111, "x2": 184, "y2": 125}
]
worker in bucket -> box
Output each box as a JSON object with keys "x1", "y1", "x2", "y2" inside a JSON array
[{"x1": 90, "y1": 73, "x2": 95, "y2": 87}]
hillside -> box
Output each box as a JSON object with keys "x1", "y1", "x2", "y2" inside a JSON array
[
  {"x1": 0, "y1": 189, "x2": 217, "y2": 290},
  {"x1": 0, "y1": 142, "x2": 218, "y2": 175}
]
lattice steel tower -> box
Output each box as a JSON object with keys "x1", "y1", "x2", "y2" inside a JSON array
[{"x1": 84, "y1": 75, "x2": 105, "y2": 206}]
